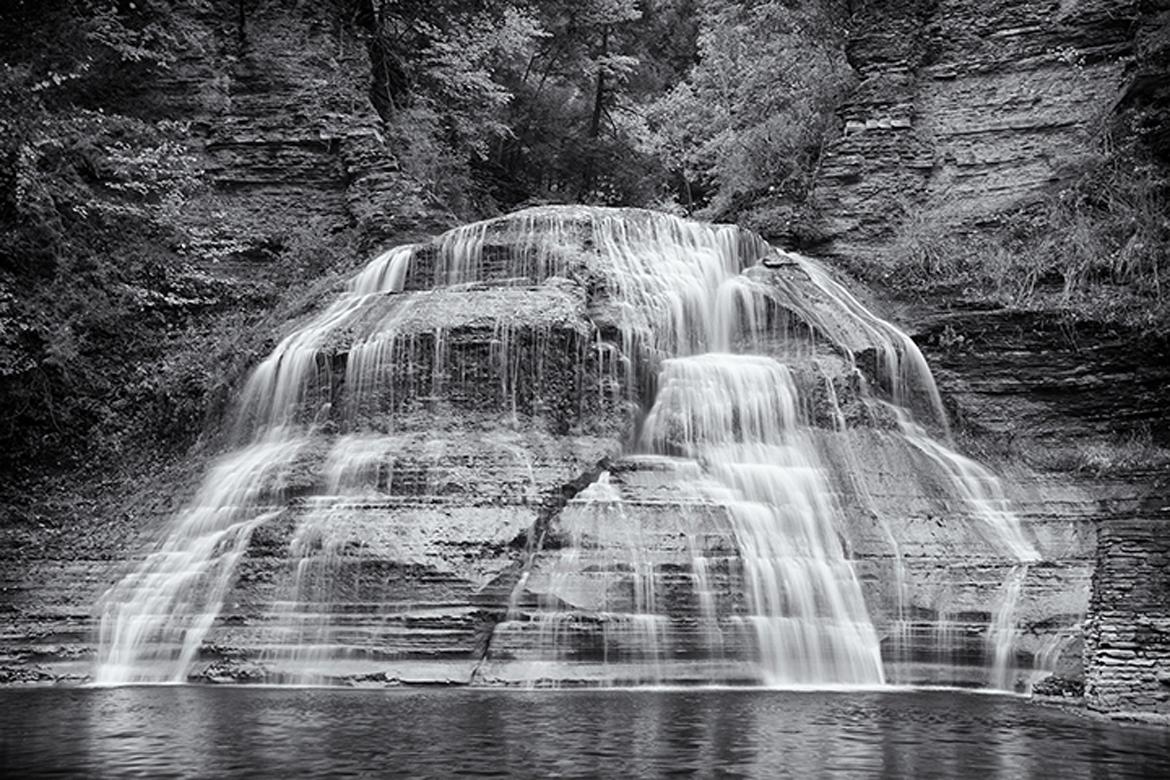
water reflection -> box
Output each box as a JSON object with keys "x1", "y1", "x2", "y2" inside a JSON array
[{"x1": 2, "y1": 688, "x2": 1169, "y2": 778}]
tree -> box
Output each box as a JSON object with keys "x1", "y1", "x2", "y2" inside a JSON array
[
  {"x1": 489, "y1": 0, "x2": 693, "y2": 206},
  {"x1": 357, "y1": 0, "x2": 543, "y2": 215},
  {"x1": 645, "y1": 0, "x2": 853, "y2": 218}
]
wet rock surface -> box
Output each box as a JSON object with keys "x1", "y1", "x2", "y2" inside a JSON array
[
  {"x1": 3, "y1": 219, "x2": 1165, "y2": 705},
  {"x1": 0, "y1": 212, "x2": 1142, "y2": 695}
]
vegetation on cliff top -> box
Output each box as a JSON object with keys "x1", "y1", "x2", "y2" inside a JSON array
[
  {"x1": 880, "y1": 111, "x2": 1170, "y2": 330},
  {"x1": 355, "y1": 0, "x2": 850, "y2": 216}
]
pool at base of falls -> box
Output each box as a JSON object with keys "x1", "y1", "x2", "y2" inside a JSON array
[{"x1": 3, "y1": 687, "x2": 1168, "y2": 778}]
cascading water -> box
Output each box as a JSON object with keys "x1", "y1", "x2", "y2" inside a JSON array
[
  {"x1": 95, "y1": 206, "x2": 1048, "y2": 689},
  {"x1": 95, "y1": 435, "x2": 308, "y2": 684},
  {"x1": 640, "y1": 355, "x2": 884, "y2": 684}
]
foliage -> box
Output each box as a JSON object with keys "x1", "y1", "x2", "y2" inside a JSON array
[
  {"x1": 0, "y1": 0, "x2": 857, "y2": 478},
  {"x1": 362, "y1": 0, "x2": 543, "y2": 214},
  {"x1": 643, "y1": 0, "x2": 853, "y2": 217},
  {"x1": 0, "y1": 2, "x2": 219, "y2": 473},
  {"x1": 353, "y1": 0, "x2": 852, "y2": 216},
  {"x1": 492, "y1": 0, "x2": 655, "y2": 204},
  {"x1": 360, "y1": 0, "x2": 708, "y2": 211}
]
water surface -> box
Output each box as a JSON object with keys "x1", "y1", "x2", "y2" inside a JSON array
[{"x1": 2, "y1": 687, "x2": 1168, "y2": 778}]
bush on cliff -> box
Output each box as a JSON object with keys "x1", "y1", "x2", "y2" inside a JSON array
[{"x1": 877, "y1": 119, "x2": 1169, "y2": 331}]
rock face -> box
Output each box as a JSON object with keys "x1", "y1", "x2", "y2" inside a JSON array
[
  {"x1": 912, "y1": 306, "x2": 1170, "y2": 704},
  {"x1": 810, "y1": 0, "x2": 1170, "y2": 716},
  {"x1": 1085, "y1": 515, "x2": 1170, "y2": 717},
  {"x1": 812, "y1": 0, "x2": 1142, "y2": 260},
  {"x1": 915, "y1": 308, "x2": 1170, "y2": 450},
  {"x1": 143, "y1": 3, "x2": 439, "y2": 277},
  {"x1": 1, "y1": 204, "x2": 1116, "y2": 690}
]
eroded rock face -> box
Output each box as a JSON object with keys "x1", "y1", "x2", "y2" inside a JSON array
[
  {"x1": 214, "y1": 427, "x2": 622, "y2": 685},
  {"x1": 912, "y1": 305, "x2": 1170, "y2": 708},
  {"x1": 812, "y1": 0, "x2": 1143, "y2": 259},
  {"x1": 1085, "y1": 516, "x2": 1170, "y2": 717},
  {"x1": 140, "y1": 3, "x2": 439, "y2": 278},
  {"x1": 916, "y1": 308, "x2": 1170, "y2": 449}
]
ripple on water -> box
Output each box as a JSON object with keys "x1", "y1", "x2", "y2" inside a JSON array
[{"x1": 2, "y1": 687, "x2": 1169, "y2": 778}]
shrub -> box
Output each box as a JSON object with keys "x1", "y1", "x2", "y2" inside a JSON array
[{"x1": 873, "y1": 118, "x2": 1169, "y2": 331}]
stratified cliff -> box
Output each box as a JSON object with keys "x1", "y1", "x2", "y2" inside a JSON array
[
  {"x1": 814, "y1": 0, "x2": 1149, "y2": 260},
  {"x1": 145, "y1": 2, "x2": 443, "y2": 274},
  {"x1": 811, "y1": 0, "x2": 1170, "y2": 719}
]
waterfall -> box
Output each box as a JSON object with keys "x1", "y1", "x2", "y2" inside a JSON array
[
  {"x1": 95, "y1": 244, "x2": 417, "y2": 685},
  {"x1": 95, "y1": 206, "x2": 1042, "y2": 688},
  {"x1": 95, "y1": 434, "x2": 308, "y2": 684},
  {"x1": 640, "y1": 355, "x2": 884, "y2": 684}
]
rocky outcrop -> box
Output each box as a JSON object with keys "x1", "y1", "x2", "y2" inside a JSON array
[
  {"x1": 18, "y1": 206, "x2": 1089, "y2": 689},
  {"x1": 813, "y1": 0, "x2": 1143, "y2": 260},
  {"x1": 2, "y1": 206, "x2": 1124, "y2": 689},
  {"x1": 915, "y1": 307, "x2": 1170, "y2": 450},
  {"x1": 910, "y1": 305, "x2": 1170, "y2": 701},
  {"x1": 808, "y1": 0, "x2": 1170, "y2": 716},
  {"x1": 1085, "y1": 514, "x2": 1170, "y2": 719},
  {"x1": 211, "y1": 428, "x2": 622, "y2": 684}
]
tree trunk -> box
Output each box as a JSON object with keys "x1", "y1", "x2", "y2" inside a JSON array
[
  {"x1": 236, "y1": 0, "x2": 247, "y2": 46},
  {"x1": 580, "y1": 26, "x2": 610, "y2": 200},
  {"x1": 589, "y1": 27, "x2": 609, "y2": 140}
]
